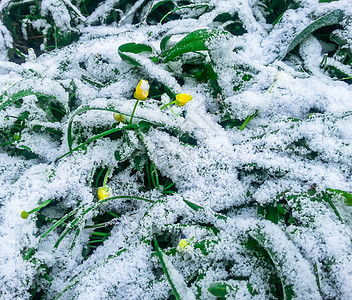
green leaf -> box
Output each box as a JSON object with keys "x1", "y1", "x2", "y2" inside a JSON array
[
  {"x1": 150, "y1": 0, "x2": 174, "y2": 13},
  {"x1": 66, "y1": 106, "x2": 164, "y2": 150},
  {"x1": 327, "y1": 188, "x2": 352, "y2": 206},
  {"x1": 160, "y1": 33, "x2": 175, "y2": 52},
  {"x1": 281, "y1": 9, "x2": 344, "y2": 60},
  {"x1": 248, "y1": 223, "x2": 320, "y2": 300},
  {"x1": 0, "y1": 90, "x2": 59, "y2": 111},
  {"x1": 163, "y1": 29, "x2": 230, "y2": 62},
  {"x1": 208, "y1": 282, "x2": 229, "y2": 297},
  {"x1": 159, "y1": 4, "x2": 209, "y2": 24},
  {"x1": 55, "y1": 248, "x2": 127, "y2": 299},
  {"x1": 183, "y1": 199, "x2": 227, "y2": 220},
  {"x1": 238, "y1": 110, "x2": 258, "y2": 130},
  {"x1": 118, "y1": 43, "x2": 153, "y2": 66},
  {"x1": 183, "y1": 199, "x2": 204, "y2": 211},
  {"x1": 208, "y1": 281, "x2": 241, "y2": 297},
  {"x1": 58, "y1": 127, "x2": 125, "y2": 161}
]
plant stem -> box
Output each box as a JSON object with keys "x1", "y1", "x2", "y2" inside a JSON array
[
  {"x1": 103, "y1": 169, "x2": 110, "y2": 186},
  {"x1": 239, "y1": 110, "x2": 258, "y2": 131},
  {"x1": 168, "y1": 106, "x2": 179, "y2": 117},
  {"x1": 160, "y1": 100, "x2": 175, "y2": 110},
  {"x1": 130, "y1": 99, "x2": 140, "y2": 124}
]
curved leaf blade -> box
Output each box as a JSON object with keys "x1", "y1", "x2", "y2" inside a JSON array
[
  {"x1": 118, "y1": 43, "x2": 153, "y2": 66},
  {"x1": 163, "y1": 29, "x2": 230, "y2": 62},
  {"x1": 281, "y1": 9, "x2": 344, "y2": 60}
]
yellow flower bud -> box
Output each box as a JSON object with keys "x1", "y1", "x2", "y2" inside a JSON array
[
  {"x1": 175, "y1": 93, "x2": 193, "y2": 106},
  {"x1": 97, "y1": 186, "x2": 110, "y2": 200},
  {"x1": 21, "y1": 211, "x2": 29, "y2": 219},
  {"x1": 134, "y1": 79, "x2": 150, "y2": 101},
  {"x1": 114, "y1": 113, "x2": 125, "y2": 123}
]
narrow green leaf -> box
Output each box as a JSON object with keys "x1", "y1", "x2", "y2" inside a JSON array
[
  {"x1": 66, "y1": 106, "x2": 164, "y2": 150},
  {"x1": 40, "y1": 208, "x2": 80, "y2": 241},
  {"x1": 183, "y1": 199, "x2": 227, "y2": 220},
  {"x1": 239, "y1": 110, "x2": 258, "y2": 130},
  {"x1": 0, "y1": 90, "x2": 58, "y2": 111},
  {"x1": 67, "y1": 106, "x2": 123, "y2": 150},
  {"x1": 55, "y1": 248, "x2": 127, "y2": 299},
  {"x1": 183, "y1": 199, "x2": 204, "y2": 211},
  {"x1": 281, "y1": 9, "x2": 344, "y2": 60},
  {"x1": 58, "y1": 127, "x2": 124, "y2": 161},
  {"x1": 159, "y1": 4, "x2": 209, "y2": 24}
]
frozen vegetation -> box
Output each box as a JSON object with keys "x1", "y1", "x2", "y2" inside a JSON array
[{"x1": 0, "y1": 0, "x2": 352, "y2": 299}]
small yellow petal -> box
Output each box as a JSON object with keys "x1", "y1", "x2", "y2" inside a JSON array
[
  {"x1": 21, "y1": 211, "x2": 29, "y2": 219},
  {"x1": 134, "y1": 79, "x2": 150, "y2": 101},
  {"x1": 175, "y1": 93, "x2": 193, "y2": 106},
  {"x1": 114, "y1": 113, "x2": 125, "y2": 123},
  {"x1": 97, "y1": 186, "x2": 110, "y2": 200}
]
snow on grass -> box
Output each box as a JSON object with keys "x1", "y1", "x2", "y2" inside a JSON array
[{"x1": 0, "y1": 0, "x2": 352, "y2": 299}]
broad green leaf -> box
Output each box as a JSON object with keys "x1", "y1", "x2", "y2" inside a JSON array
[
  {"x1": 118, "y1": 43, "x2": 153, "y2": 66},
  {"x1": 163, "y1": 29, "x2": 230, "y2": 62},
  {"x1": 160, "y1": 33, "x2": 183, "y2": 52},
  {"x1": 280, "y1": 9, "x2": 344, "y2": 60}
]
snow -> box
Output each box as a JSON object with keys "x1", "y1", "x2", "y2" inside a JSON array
[{"x1": 0, "y1": 0, "x2": 352, "y2": 299}]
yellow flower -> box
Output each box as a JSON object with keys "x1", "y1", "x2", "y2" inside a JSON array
[
  {"x1": 177, "y1": 239, "x2": 189, "y2": 250},
  {"x1": 134, "y1": 79, "x2": 150, "y2": 101},
  {"x1": 114, "y1": 113, "x2": 125, "y2": 123},
  {"x1": 97, "y1": 186, "x2": 110, "y2": 200},
  {"x1": 21, "y1": 211, "x2": 29, "y2": 219},
  {"x1": 175, "y1": 93, "x2": 193, "y2": 106},
  {"x1": 177, "y1": 238, "x2": 194, "y2": 253}
]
